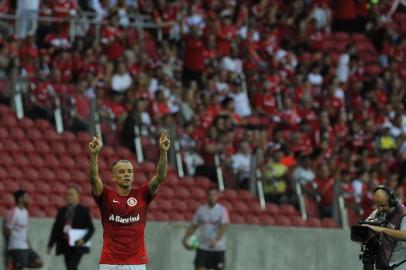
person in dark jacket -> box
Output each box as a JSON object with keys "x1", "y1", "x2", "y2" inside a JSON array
[{"x1": 47, "y1": 186, "x2": 95, "y2": 270}]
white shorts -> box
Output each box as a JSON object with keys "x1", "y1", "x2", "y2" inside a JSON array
[{"x1": 99, "y1": 264, "x2": 146, "y2": 270}]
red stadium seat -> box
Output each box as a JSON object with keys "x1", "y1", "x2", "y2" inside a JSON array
[
  {"x1": 290, "y1": 216, "x2": 307, "y2": 227},
  {"x1": 51, "y1": 142, "x2": 66, "y2": 155},
  {"x1": 9, "y1": 128, "x2": 25, "y2": 140},
  {"x1": 265, "y1": 203, "x2": 280, "y2": 215},
  {"x1": 222, "y1": 189, "x2": 238, "y2": 200},
  {"x1": 45, "y1": 206, "x2": 58, "y2": 217},
  {"x1": 321, "y1": 218, "x2": 340, "y2": 228},
  {"x1": 166, "y1": 174, "x2": 179, "y2": 185},
  {"x1": 156, "y1": 198, "x2": 173, "y2": 211},
  {"x1": 237, "y1": 190, "x2": 256, "y2": 202},
  {"x1": 194, "y1": 176, "x2": 214, "y2": 189},
  {"x1": 159, "y1": 185, "x2": 175, "y2": 198},
  {"x1": 259, "y1": 214, "x2": 276, "y2": 225},
  {"x1": 67, "y1": 142, "x2": 82, "y2": 155},
  {"x1": 177, "y1": 186, "x2": 191, "y2": 199},
  {"x1": 247, "y1": 201, "x2": 263, "y2": 215},
  {"x1": 42, "y1": 168, "x2": 56, "y2": 181},
  {"x1": 244, "y1": 213, "x2": 261, "y2": 225},
  {"x1": 7, "y1": 166, "x2": 24, "y2": 179},
  {"x1": 77, "y1": 132, "x2": 91, "y2": 144},
  {"x1": 153, "y1": 211, "x2": 170, "y2": 222},
  {"x1": 191, "y1": 187, "x2": 206, "y2": 200},
  {"x1": 31, "y1": 207, "x2": 46, "y2": 217},
  {"x1": 11, "y1": 153, "x2": 30, "y2": 166},
  {"x1": 91, "y1": 208, "x2": 101, "y2": 219},
  {"x1": 20, "y1": 118, "x2": 34, "y2": 129},
  {"x1": 0, "y1": 154, "x2": 13, "y2": 166},
  {"x1": 18, "y1": 139, "x2": 35, "y2": 153},
  {"x1": 140, "y1": 161, "x2": 156, "y2": 174},
  {"x1": 231, "y1": 201, "x2": 249, "y2": 214},
  {"x1": 37, "y1": 181, "x2": 51, "y2": 194},
  {"x1": 43, "y1": 154, "x2": 61, "y2": 168},
  {"x1": 3, "y1": 193, "x2": 15, "y2": 206},
  {"x1": 304, "y1": 196, "x2": 320, "y2": 218},
  {"x1": 280, "y1": 204, "x2": 299, "y2": 217},
  {"x1": 25, "y1": 167, "x2": 40, "y2": 180},
  {"x1": 35, "y1": 140, "x2": 51, "y2": 154},
  {"x1": 0, "y1": 127, "x2": 9, "y2": 138},
  {"x1": 0, "y1": 166, "x2": 6, "y2": 179},
  {"x1": 170, "y1": 212, "x2": 185, "y2": 221},
  {"x1": 3, "y1": 139, "x2": 19, "y2": 152},
  {"x1": 52, "y1": 182, "x2": 66, "y2": 195},
  {"x1": 231, "y1": 213, "x2": 245, "y2": 224},
  {"x1": 58, "y1": 169, "x2": 72, "y2": 182},
  {"x1": 59, "y1": 154, "x2": 76, "y2": 168},
  {"x1": 70, "y1": 169, "x2": 88, "y2": 182},
  {"x1": 27, "y1": 154, "x2": 45, "y2": 168},
  {"x1": 19, "y1": 180, "x2": 35, "y2": 193},
  {"x1": 27, "y1": 129, "x2": 42, "y2": 141},
  {"x1": 81, "y1": 195, "x2": 95, "y2": 207},
  {"x1": 43, "y1": 129, "x2": 60, "y2": 142},
  {"x1": 61, "y1": 131, "x2": 76, "y2": 143},
  {"x1": 3, "y1": 180, "x2": 19, "y2": 193},
  {"x1": 275, "y1": 216, "x2": 292, "y2": 226},
  {"x1": 35, "y1": 194, "x2": 50, "y2": 207},
  {"x1": 306, "y1": 218, "x2": 322, "y2": 227},
  {"x1": 2, "y1": 114, "x2": 18, "y2": 127},
  {"x1": 135, "y1": 172, "x2": 148, "y2": 184},
  {"x1": 35, "y1": 119, "x2": 52, "y2": 130},
  {"x1": 172, "y1": 200, "x2": 188, "y2": 212},
  {"x1": 51, "y1": 193, "x2": 65, "y2": 208}
]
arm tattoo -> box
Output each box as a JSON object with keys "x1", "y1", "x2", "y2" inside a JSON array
[{"x1": 89, "y1": 154, "x2": 99, "y2": 184}]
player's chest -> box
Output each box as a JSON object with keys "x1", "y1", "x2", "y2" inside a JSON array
[{"x1": 107, "y1": 195, "x2": 146, "y2": 215}]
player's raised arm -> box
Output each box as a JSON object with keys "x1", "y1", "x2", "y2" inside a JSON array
[
  {"x1": 149, "y1": 130, "x2": 171, "y2": 195},
  {"x1": 88, "y1": 132, "x2": 104, "y2": 196}
]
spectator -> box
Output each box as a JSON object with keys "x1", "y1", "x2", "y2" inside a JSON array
[
  {"x1": 292, "y1": 155, "x2": 315, "y2": 186},
  {"x1": 263, "y1": 150, "x2": 289, "y2": 204},
  {"x1": 15, "y1": 0, "x2": 40, "y2": 39},
  {"x1": 111, "y1": 61, "x2": 132, "y2": 94},
  {"x1": 3, "y1": 190, "x2": 43, "y2": 270},
  {"x1": 230, "y1": 141, "x2": 252, "y2": 189},
  {"x1": 47, "y1": 186, "x2": 95, "y2": 270}
]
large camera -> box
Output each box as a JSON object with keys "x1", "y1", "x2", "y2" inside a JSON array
[{"x1": 350, "y1": 212, "x2": 387, "y2": 270}]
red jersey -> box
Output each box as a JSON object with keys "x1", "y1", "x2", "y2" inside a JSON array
[{"x1": 94, "y1": 184, "x2": 154, "y2": 265}]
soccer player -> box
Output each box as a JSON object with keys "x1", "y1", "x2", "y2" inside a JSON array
[
  {"x1": 3, "y1": 190, "x2": 43, "y2": 270},
  {"x1": 88, "y1": 130, "x2": 170, "y2": 270},
  {"x1": 182, "y1": 188, "x2": 229, "y2": 270}
]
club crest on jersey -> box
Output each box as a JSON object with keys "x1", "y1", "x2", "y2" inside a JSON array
[{"x1": 127, "y1": 197, "x2": 137, "y2": 207}]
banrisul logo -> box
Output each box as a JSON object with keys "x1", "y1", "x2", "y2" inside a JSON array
[{"x1": 108, "y1": 214, "x2": 140, "y2": 224}]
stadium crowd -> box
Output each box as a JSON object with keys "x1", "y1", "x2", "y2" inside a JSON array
[{"x1": 0, "y1": 0, "x2": 406, "y2": 223}]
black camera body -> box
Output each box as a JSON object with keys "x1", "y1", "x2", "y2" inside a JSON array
[{"x1": 351, "y1": 214, "x2": 387, "y2": 270}]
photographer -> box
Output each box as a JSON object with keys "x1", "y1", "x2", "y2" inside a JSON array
[{"x1": 363, "y1": 185, "x2": 406, "y2": 270}]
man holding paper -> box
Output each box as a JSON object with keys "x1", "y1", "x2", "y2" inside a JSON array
[{"x1": 47, "y1": 186, "x2": 95, "y2": 270}]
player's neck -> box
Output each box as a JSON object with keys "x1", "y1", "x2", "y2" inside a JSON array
[{"x1": 116, "y1": 185, "x2": 132, "y2": 196}]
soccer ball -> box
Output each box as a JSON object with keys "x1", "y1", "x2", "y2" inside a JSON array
[{"x1": 186, "y1": 235, "x2": 199, "y2": 250}]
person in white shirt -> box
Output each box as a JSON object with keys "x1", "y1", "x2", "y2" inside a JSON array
[
  {"x1": 111, "y1": 62, "x2": 133, "y2": 93},
  {"x1": 16, "y1": 0, "x2": 40, "y2": 38},
  {"x1": 183, "y1": 189, "x2": 229, "y2": 270},
  {"x1": 231, "y1": 141, "x2": 253, "y2": 189},
  {"x1": 3, "y1": 190, "x2": 43, "y2": 270}
]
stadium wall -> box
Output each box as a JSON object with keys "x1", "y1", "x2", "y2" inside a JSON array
[{"x1": 0, "y1": 219, "x2": 362, "y2": 270}]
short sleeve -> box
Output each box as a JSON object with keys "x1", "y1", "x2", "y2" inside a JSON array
[
  {"x1": 192, "y1": 207, "x2": 201, "y2": 225},
  {"x1": 5, "y1": 209, "x2": 15, "y2": 229},
  {"x1": 140, "y1": 183, "x2": 155, "y2": 204},
  {"x1": 92, "y1": 187, "x2": 109, "y2": 209},
  {"x1": 221, "y1": 207, "x2": 230, "y2": 224}
]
